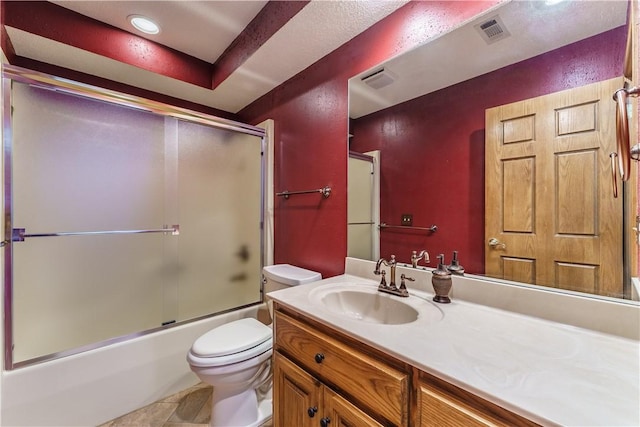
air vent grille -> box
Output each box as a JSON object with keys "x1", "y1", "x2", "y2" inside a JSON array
[
  {"x1": 475, "y1": 15, "x2": 510, "y2": 45},
  {"x1": 361, "y1": 68, "x2": 396, "y2": 90}
]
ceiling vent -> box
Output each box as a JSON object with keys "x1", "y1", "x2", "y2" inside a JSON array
[
  {"x1": 474, "y1": 15, "x2": 511, "y2": 44},
  {"x1": 361, "y1": 68, "x2": 396, "y2": 90}
]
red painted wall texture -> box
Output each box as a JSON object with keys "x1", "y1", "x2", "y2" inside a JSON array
[
  {"x1": 239, "y1": 1, "x2": 501, "y2": 278},
  {"x1": 349, "y1": 26, "x2": 626, "y2": 274}
]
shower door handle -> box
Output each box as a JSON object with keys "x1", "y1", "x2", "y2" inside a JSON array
[{"x1": 11, "y1": 225, "x2": 180, "y2": 242}]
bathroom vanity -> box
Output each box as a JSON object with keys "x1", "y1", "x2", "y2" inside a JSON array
[
  {"x1": 273, "y1": 307, "x2": 537, "y2": 426},
  {"x1": 269, "y1": 258, "x2": 640, "y2": 426}
]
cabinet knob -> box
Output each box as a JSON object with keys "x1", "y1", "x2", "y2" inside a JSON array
[
  {"x1": 307, "y1": 406, "x2": 318, "y2": 418},
  {"x1": 320, "y1": 417, "x2": 331, "y2": 427},
  {"x1": 314, "y1": 353, "x2": 325, "y2": 364}
]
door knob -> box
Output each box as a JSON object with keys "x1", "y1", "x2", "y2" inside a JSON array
[{"x1": 488, "y1": 238, "x2": 506, "y2": 249}]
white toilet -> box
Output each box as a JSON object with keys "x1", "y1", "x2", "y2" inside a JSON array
[{"x1": 187, "y1": 264, "x2": 322, "y2": 427}]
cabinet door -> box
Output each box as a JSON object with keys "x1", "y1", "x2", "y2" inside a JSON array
[
  {"x1": 323, "y1": 387, "x2": 384, "y2": 427},
  {"x1": 419, "y1": 384, "x2": 500, "y2": 427},
  {"x1": 274, "y1": 352, "x2": 322, "y2": 427},
  {"x1": 418, "y1": 373, "x2": 539, "y2": 427},
  {"x1": 275, "y1": 311, "x2": 408, "y2": 425}
]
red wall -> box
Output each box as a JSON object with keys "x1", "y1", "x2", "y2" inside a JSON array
[
  {"x1": 349, "y1": 26, "x2": 626, "y2": 274},
  {"x1": 239, "y1": 1, "x2": 501, "y2": 277}
]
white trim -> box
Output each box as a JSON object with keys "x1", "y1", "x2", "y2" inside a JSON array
[
  {"x1": 367, "y1": 150, "x2": 381, "y2": 260},
  {"x1": 258, "y1": 119, "x2": 275, "y2": 267}
]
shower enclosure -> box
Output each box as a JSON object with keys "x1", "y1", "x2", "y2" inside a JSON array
[{"x1": 2, "y1": 66, "x2": 266, "y2": 369}]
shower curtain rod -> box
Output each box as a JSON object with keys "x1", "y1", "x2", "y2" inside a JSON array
[{"x1": 10, "y1": 225, "x2": 180, "y2": 242}]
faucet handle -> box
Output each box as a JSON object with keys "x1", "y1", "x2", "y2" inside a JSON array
[
  {"x1": 399, "y1": 274, "x2": 414, "y2": 288},
  {"x1": 379, "y1": 270, "x2": 387, "y2": 287},
  {"x1": 398, "y1": 274, "x2": 413, "y2": 296}
]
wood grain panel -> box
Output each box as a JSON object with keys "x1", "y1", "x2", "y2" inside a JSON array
[
  {"x1": 502, "y1": 157, "x2": 534, "y2": 233},
  {"x1": 275, "y1": 311, "x2": 408, "y2": 426},
  {"x1": 324, "y1": 387, "x2": 384, "y2": 427},
  {"x1": 503, "y1": 257, "x2": 535, "y2": 284},
  {"x1": 553, "y1": 236, "x2": 599, "y2": 265},
  {"x1": 420, "y1": 385, "x2": 500, "y2": 427},
  {"x1": 274, "y1": 352, "x2": 322, "y2": 427},
  {"x1": 556, "y1": 102, "x2": 597, "y2": 135},
  {"x1": 418, "y1": 372, "x2": 539, "y2": 427},
  {"x1": 486, "y1": 77, "x2": 624, "y2": 296},
  {"x1": 502, "y1": 115, "x2": 535, "y2": 144},
  {"x1": 556, "y1": 150, "x2": 597, "y2": 235},
  {"x1": 556, "y1": 262, "x2": 598, "y2": 293}
]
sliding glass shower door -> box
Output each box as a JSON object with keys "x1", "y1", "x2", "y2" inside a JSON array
[{"x1": 5, "y1": 72, "x2": 264, "y2": 367}]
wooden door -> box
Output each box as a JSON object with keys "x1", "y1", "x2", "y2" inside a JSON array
[
  {"x1": 273, "y1": 352, "x2": 322, "y2": 427},
  {"x1": 485, "y1": 77, "x2": 624, "y2": 298},
  {"x1": 323, "y1": 387, "x2": 384, "y2": 427}
]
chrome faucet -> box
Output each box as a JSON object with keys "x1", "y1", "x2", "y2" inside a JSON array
[
  {"x1": 374, "y1": 255, "x2": 410, "y2": 297},
  {"x1": 411, "y1": 250, "x2": 430, "y2": 268},
  {"x1": 375, "y1": 255, "x2": 396, "y2": 284}
]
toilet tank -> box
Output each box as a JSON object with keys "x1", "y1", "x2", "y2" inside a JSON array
[{"x1": 262, "y1": 264, "x2": 322, "y2": 294}]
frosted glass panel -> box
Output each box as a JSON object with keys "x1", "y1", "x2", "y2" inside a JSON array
[
  {"x1": 11, "y1": 83, "x2": 167, "y2": 362},
  {"x1": 8, "y1": 81, "x2": 264, "y2": 365},
  {"x1": 176, "y1": 120, "x2": 262, "y2": 321}
]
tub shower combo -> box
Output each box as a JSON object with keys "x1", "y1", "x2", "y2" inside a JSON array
[{"x1": 2, "y1": 65, "x2": 267, "y2": 370}]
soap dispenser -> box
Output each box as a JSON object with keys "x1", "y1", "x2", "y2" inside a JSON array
[
  {"x1": 431, "y1": 254, "x2": 452, "y2": 303},
  {"x1": 447, "y1": 250, "x2": 464, "y2": 275}
]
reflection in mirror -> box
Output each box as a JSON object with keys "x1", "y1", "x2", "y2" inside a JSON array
[
  {"x1": 348, "y1": 151, "x2": 380, "y2": 261},
  {"x1": 347, "y1": 0, "x2": 637, "y2": 301}
]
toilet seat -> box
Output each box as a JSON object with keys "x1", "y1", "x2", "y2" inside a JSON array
[{"x1": 188, "y1": 318, "x2": 272, "y2": 367}]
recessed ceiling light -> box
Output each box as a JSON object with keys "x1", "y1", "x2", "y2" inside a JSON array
[
  {"x1": 545, "y1": 0, "x2": 566, "y2": 5},
  {"x1": 128, "y1": 15, "x2": 160, "y2": 35}
]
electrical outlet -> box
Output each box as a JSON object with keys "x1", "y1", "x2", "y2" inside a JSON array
[{"x1": 401, "y1": 214, "x2": 413, "y2": 226}]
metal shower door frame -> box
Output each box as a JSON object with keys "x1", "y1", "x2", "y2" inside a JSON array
[{"x1": 1, "y1": 64, "x2": 268, "y2": 370}]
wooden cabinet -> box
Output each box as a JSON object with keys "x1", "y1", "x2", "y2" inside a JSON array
[
  {"x1": 273, "y1": 304, "x2": 539, "y2": 427},
  {"x1": 418, "y1": 372, "x2": 538, "y2": 427},
  {"x1": 273, "y1": 352, "x2": 321, "y2": 427},
  {"x1": 274, "y1": 308, "x2": 409, "y2": 426},
  {"x1": 274, "y1": 352, "x2": 383, "y2": 427}
]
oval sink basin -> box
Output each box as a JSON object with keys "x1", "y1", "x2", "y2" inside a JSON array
[{"x1": 321, "y1": 289, "x2": 419, "y2": 324}]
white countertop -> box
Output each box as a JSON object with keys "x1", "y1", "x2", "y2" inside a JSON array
[{"x1": 268, "y1": 273, "x2": 640, "y2": 427}]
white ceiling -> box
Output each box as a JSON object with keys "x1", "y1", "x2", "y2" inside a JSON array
[
  {"x1": 349, "y1": 0, "x2": 628, "y2": 118},
  {"x1": 4, "y1": 0, "x2": 409, "y2": 113}
]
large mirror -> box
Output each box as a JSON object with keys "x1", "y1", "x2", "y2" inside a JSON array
[{"x1": 347, "y1": 0, "x2": 637, "y2": 302}]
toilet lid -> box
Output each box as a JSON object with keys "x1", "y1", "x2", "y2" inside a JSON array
[
  {"x1": 187, "y1": 339, "x2": 272, "y2": 367},
  {"x1": 191, "y1": 318, "x2": 272, "y2": 358}
]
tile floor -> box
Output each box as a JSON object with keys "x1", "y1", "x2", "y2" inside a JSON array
[{"x1": 99, "y1": 383, "x2": 273, "y2": 427}]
